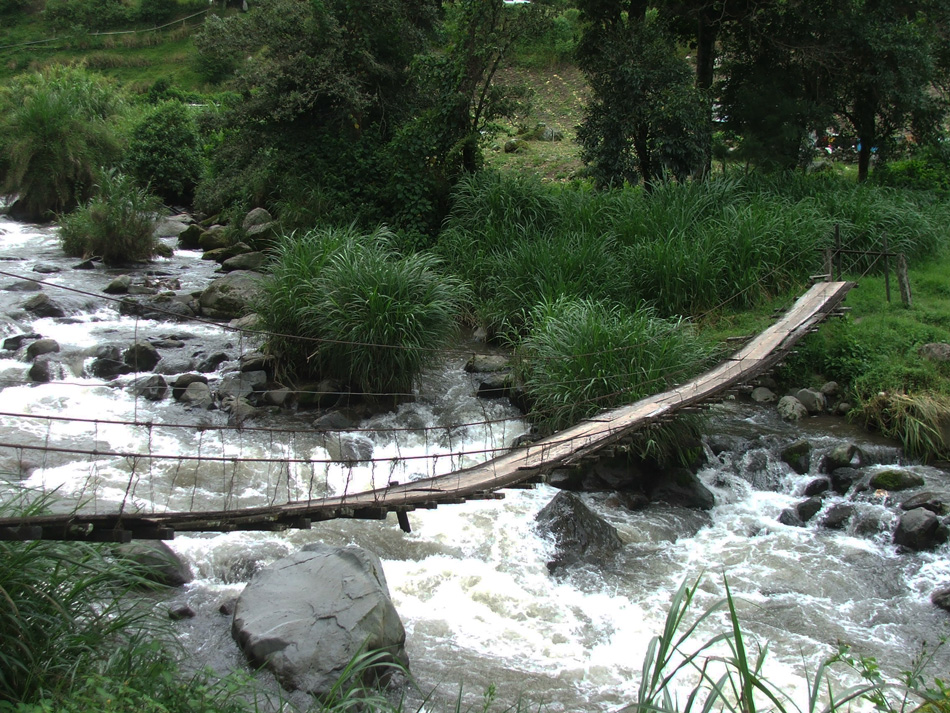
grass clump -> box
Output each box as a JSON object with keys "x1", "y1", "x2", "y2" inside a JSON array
[
  {"x1": 515, "y1": 297, "x2": 710, "y2": 434},
  {"x1": 59, "y1": 169, "x2": 165, "y2": 265},
  {"x1": 256, "y1": 225, "x2": 468, "y2": 398},
  {"x1": 0, "y1": 65, "x2": 125, "y2": 221}
]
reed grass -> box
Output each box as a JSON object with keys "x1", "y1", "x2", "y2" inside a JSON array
[
  {"x1": 858, "y1": 391, "x2": 950, "y2": 462},
  {"x1": 515, "y1": 297, "x2": 710, "y2": 433}
]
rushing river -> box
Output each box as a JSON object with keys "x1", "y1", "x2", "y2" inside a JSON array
[{"x1": 1, "y1": 214, "x2": 948, "y2": 712}]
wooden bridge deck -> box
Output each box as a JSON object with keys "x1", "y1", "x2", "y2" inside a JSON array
[{"x1": 0, "y1": 281, "x2": 854, "y2": 542}]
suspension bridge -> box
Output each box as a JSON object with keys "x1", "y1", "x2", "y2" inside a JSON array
[{"x1": 0, "y1": 280, "x2": 854, "y2": 542}]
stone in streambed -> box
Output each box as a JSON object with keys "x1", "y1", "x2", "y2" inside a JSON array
[
  {"x1": 893, "y1": 508, "x2": 949, "y2": 551},
  {"x1": 21, "y1": 293, "x2": 66, "y2": 318},
  {"x1": 231, "y1": 544, "x2": 407, "y2": 696},
  {"x1": 25, "y1": 338, "x2": 59, "y2": 359},
  {"x1": 115, "y1": 540, "x2": 192, "y2": 587},
  {"x1": 780, "y1": 439, "x2": 811, "y2": 475},
  {"x1": 777, "y1": 395, "x2": 808, "y2": 421},
  {"x1": 535, "y1": 491, "x2": 623, "y2": 572},
  {"x1": 869, "y1": 469, "x2": 925, "y2": 492},
  {"x1": 124, "y1": 340, "x2": 161, "y2": 372}
]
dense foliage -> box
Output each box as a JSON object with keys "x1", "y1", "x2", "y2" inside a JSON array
[{"x1": 126, "y1": 100, "x2": 202, "y2": 205}]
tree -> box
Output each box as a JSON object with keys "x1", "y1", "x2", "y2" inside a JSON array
[
  {"x1": 126, "y1": 101, "x2": 202, "y2": 206},
  {"x1": 575, "y1": 3, "x2": 709, "y2": 187}
]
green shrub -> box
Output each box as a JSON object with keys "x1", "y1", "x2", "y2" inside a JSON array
[
  {"x1": 43, "y1": 0, "x2": 133, "y2": 30},
  {"x1": 516, "y1": 297, "x2": 710, "y2": 433},
  {"x1": 59, "y1": 170, "x2": 164, "y2": 265},
  {"x1": 256, "y1": 226, "x2": 468, "y2": 397},
  {"x1": 0, "y1": 66, "x2": 124, "y2": 221},
  {"x1": 137, "y1": 0, "x2": 177, "y2": 26},
  {"x1": 126, "y1": 101, "x2": 203, "y2": 206},
  {"x1": 874, "y1": 144, "x2": 950, "y2": 194}
]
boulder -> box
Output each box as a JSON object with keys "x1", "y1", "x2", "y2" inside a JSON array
[
  {"x1": 821, "y1": 444, "x2": 861, "y2": 472},
  {"x1": 172, "y1": 373, "x2": 209, "y2": 400},
  {"x1": 118, "y1": 294, "x2": 197, "y2": 322},
  {"x1": 177, "y1": 224, "x2": 203, "y2": 249},
  {"x1": 535, "y1": 491, "x2": 623, "y2": 572},
  {"x1": 312, "y1": 410, "x2": 357, "y2": 432},
  {"x1": 199, "y1": 271, "x2": 261, "y2": 320},
  {"x1": 154, "y1": 356, "x2": 196, "y2": 376},
  {"x1": 22, "y1": 293, "x2": 66, "y2": 318},
  {"x1": 32, "y1": 263, "x2": 61, "y2": 274},
  {"x1": 205, "y1": 241, "x2": 253, "y2": 264},
  {"x1": 242, "y1": 207, "x2": 273, "y2": 232},
  {"x1": 830, "y1": 467, "x2": 863, "y2": 494},
  {"x1": 261, "y1": 386, "x2": 292, "y2": 407},
  {"x1": 648, "y1": 468, "x2": 715, "y2": 510},
  {"x1": 124, "y1": 340, "x2": 161, "y2": 372},
  {"x1": 780, "y1": 440, "x2": 811, "y2": 475},
  {"x1": 319, "y1": 432, "x2": 374, "y2": 463},
  {"x1": 893, "y1": 508, "x2": 949, "y2": 551},
  {"x1": 750, "y1": 386, "x2": 777, "y2": 404},
  {"x1": 464, "y1": 354, "x2": 510, "y2": 373},
  {"x1": 115, "y1": 541, "x2": 192, "y2": 587},
  {"x1": 2, "y1": 280, "x2": 41, "y2": 292},
  {"x1": 239, "y1": 351, "x2": 273, "y2": 373},
  {"x1": 795, "y1": 388, "x2": 827, "y2": 414},
  {"x1": 198, "y1": 225, "x2": 231, "y2": 251},
  {"x1": 931, "y1": 587, "x2": 950, "y2": 613},
  {"x1": 155, "y1": 242, "x2": 175, "y2": 259},
  {"x1": 796, "y1": 496, "x2": 824, "y2": 522},
  {"x1": 225, "y1": 396, "x2": 259, "y2": 425},
  {"x1": 504, "y1": 139, "x2": 527, "y2": 153},
  {"x1": 777, "y1": 395, "x2": 808, "y2": 421},
  {"x1": 3, "y1": 332, "x2": 41, "y2": 351},
  {"x1": 196, "y1": 352, "x2": 230, "y2": 373},
  {"x1": 179, "y1": 381, "x2": 214, "y2": 409},
  {"x1": 25, "y1": 338, "x2": 59, "y2": 359},
  {"x1": 803, "y1": 478, "x2": 831, "y2": 497},
  {"x1": 820, "y1": 504, "x2": 854, "y2": 530},
  {"x1": 869, "y1": 469, "x2": 925, "y2": 492},
  {"x1": 245, "y1": 221, "x2": 279, "y2": 247},
  {"x1": 132, "y1": 374, "x2": 168, "y2": 401},
  {"x1": 103, "y1": 275, "x2": 132, "y2": 294},
  {"x1": 169, "y1": 604, "x2": 196, "y2": 620},
  {"x1": 89, "y1": 345, "x2": 133, "y2": 379},
  {"x1": 221, "y1": 251, "x2": 265, "y2": 273},
  {"x1": 29, "y1": 355, "x2": 65, "y2": 382},
  {"x1": 231, "y1": 544, "x2": 407, "y2": 695},
  {"x1": 297, "y1": 379, "x2": 344, "y2": 409},
  {"x1": 901, "y1": 492, "x2": 948, "y2": 515},
  {"x1": 919, "y1": 343, "x2": 950, "y2": 362},
  {"x1": 820, "y1": 381, "x2": 840, "y2": 398},
  {"x1": 217, "y1": 370, "x2": 267, "y2": 401},
  {"x1": 476, "y1": 372, "x2": 511, "y2": 399}
]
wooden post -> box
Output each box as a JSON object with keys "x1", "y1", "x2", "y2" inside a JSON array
[
  {"x1": 823, "y1": 249, "x2": 834, "y2": 281},
  {"x1": 897, "y1": 253, "x2": 912, "y2": 308},
  {"x1": 883, "y1": 234, "x2": 891, "y2": 303},
  {"x1": 834, "y1": 224, "x2": 842, "y2": 280}
]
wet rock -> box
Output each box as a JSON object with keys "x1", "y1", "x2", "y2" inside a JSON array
[
  {"x1": 901, "y1": 492, "x2": 948, "y2": 514},
  {"x1": 32, "y1": 263, "x2": 61, "y2": 274},
  {"x1": 154, "y1": 356, "x2": 196, "y2": 376},
  {"x1": 795, "y1": 388, "x2": 826, "y2": 414},
  {"x1": 830, "y1": 467, "x2": 862, "y2": 495},
  {"x1": 29, "y1": 355, "x2": 64, "y2": 382},
  {"x1": 199, "y1": 271, "x2": 261, "y2": 320},
  {"x1": 196, "y1": 352, "x2": 230, "y2": 373},
  {"x1": 132, "y1": 374, "x2": 168, "y2": 401},
  {"x1": 172, "y1": 373, "x2": 209, "y2": 400},
  {"x1": 820, "y1": 381, "x2": 840, "y2": 398},
  {"x1": 206, "y1": 241, "x2": 253, "y2": 264},
  {"x1": 3, "y1": 279, "x2": 42, "y2": 292},
  {"x1": 199, "y1": 225, "x2": 230, "y2": 251},
  {"x1": 21, "y1": 293, "x2": 66, "y2": 318},
  {"x1": 869, "y1": 469, "x2": 925, "y2": 491},
  {"x1": 320, "y1": 432, "x2": 374, "y2": 463},
  {"x1": 261, "y1": 386, "x2": 292, "y2": 407},
  {"x1": 127, "y1": 283, "x2": 158, "y2": 296},
  {"x1": 464, "y1": 354, "x2": 510, "y2": 373},
  {"x1": 154, "y1": 217, "x2": 190, "y2": 238},
  {"x1": 893, "y1": 508, "x2": 949, "y2": 551},
  {"x1": 3, "y1": 332, "x2": 40, "y2": 351},
  {"x1": 919, "y1": 343, "x2": 950, "y2": 362},
  {"x1": 239, "y1": 352, "x2": 273, "y2": 373},
  {"x1": 242, "y1": 207, "x2": 273, "y2": 232},
  {"x1": 803, "y1": 478, "x2": 831, "y2": 497},
  {"x1": 230, "y1": 313, "x2": 262, "y2": 332},
  {"x1": 25, "y1": 338, "x2": 59, "y2": 359},
  {"x1": 297, "y1": 379, "x2": 343, "y2": 409},
  {"x1": 778, "y1": 508, "x2": 804, "y2": 527},
  {"x1": 169, "y1": 604, "x2": 196, "y2": 621},
  {"x1": 119, "y1": 294, "x2": 196, "y2": 321},
  {"x1": 219, "y1": 598, "x2": 237, "y2": 616},
  {"x1": 180, "y1": 381, "x2": 214, "y2": 409},
  {"x1": 777, "y1": 395, "x2": 808, "y2": 421},
  {"x1": 780, "y1": 440, "x2": 811, "y2": 475},
  {"x1": 751, "y1": 386, "x2": 777, "y2": 403},
  {"x1": 312, "y1": 410, "x2": 356, "y2": 432},
  {"x1": 796, "y1": 496, "x2": 824, "y2": 522},
  {"x1": 221, "y1": 251, "x2": 265, "y2": 273},
  {"x1": 72, "y1": 259, "x2": 96, "y2": 270},
  {"x1": 535, "y1": 491, "x2": 623, "y2": 572},
  {"x1": 232, "y1": 544, "x2": 407, "y2": 696},
  {"x1": 834, "y1": 401, "x2": 852, "y2": 416},
  {"x1": 245, "y1": 221, "x2": 278, "y2": 247},
  {"x1": 124, "y1": 340, "x2": 161, "y2": 372},
  {"x1": 822, "y1": 444, "x2": 861, "y2": 473},
  {"x1": 931, "y1": 587, "x2": 950, "y2": 613},
  {"x1": 226, "y1": 396, "x2": 259, "y2": 425},
  {"x1": 90, "y1": 345, "x2": 133, "y2": 379},
  {"x1": 820, "y1": 504, "x2": 854, "y2": 530},
  {"x1": 104, "y1": 275, "x2": 132, "y2": 294},
  {"x1": 217, "y1": 370, "x2": 267, "y2": 401},
  {"x1": 178, "y1": 224, "x2": 203, "y2": 249},
  {"x1": 476, "y1": 372, "x2": 511, "y2": 399},
  {"x1": 648, "y1": 468, "x2": 715, "y2": 510},
  {"x1": 115, "y1": 541, "x2": 192, "y2": 587}
]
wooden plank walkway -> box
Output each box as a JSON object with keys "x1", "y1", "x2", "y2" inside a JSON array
[{"x1": 0, "y1": 281, "x2": 854, "y2": 542}]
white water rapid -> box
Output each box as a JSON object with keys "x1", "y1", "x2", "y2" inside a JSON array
[{"x1": 1, "y1": 215, "x2": 948, "y2": 712}]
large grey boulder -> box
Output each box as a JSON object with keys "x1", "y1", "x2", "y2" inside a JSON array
[
  {"x1": 116, "y1": 541, "x2": 192, "y2": 587},
  {"x1": 231, "y1": 544, "x2": 407, "y2": 695},
  {"x1": 777, "y1": 395, "x2": 808, "y2": 421},
  {"x1": 199, "y1": 271, "x2": 261, "y2": 320},
  {"x1": 648, "y1": 468, "x2": 715, "y2": 510},
  {"x1": 26, "y1": 338, "x2": 60, "y2": 359},
  {"x1": 795, "y1": 388, "x2": 827, "y2": 414},
  {"x1": 919, "y1": 343, "x2": 950, "y2": 362},
  {"x1": 124, "y1": 340, "x2": 161, "y2": 372},
  {"x1": 535, "y1": 491, "x2": 623, "y2": 572},
  {"x1": 780, "y1": 440, "x2": 811, "y2": 475},
  {"x1": 893, "y1": 508, "x2": 949, "y2": 551},
  {"x1": 22, "y1": 293, "x2": 66, "y2": 318}
]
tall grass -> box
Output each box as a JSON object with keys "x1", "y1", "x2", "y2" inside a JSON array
[
  {"x1": 58, "y1": 169, "x2": 165, "y2": 265},
  {"x1": 0, "y1": 65, "x2": 124, "y2": 220},
  {"x1": 515, "y1": 297, "x2": 711, "y2": 433},
  {"x1": 256, "y1": 225, "x2": 468, "y2": 397}
]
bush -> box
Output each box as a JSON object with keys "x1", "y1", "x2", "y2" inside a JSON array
[
  {"x1": 516, "y1": 297, "x2": 710, "y2": 433},
  {"x1": 43, "y1": 0, "x2": 133, "y2": 30},
  {"x1": 126, "y1": 101, "x2": 203, "y2": 206},
  {"x1": 874, "y1": 144, "x2": 950, "y2": 194},
  {"x1": 0, "y1": 66, "x2": 124, "y2": 221},
  {"x1": 138, "y1": 0, "x2": 177, "y2": 25},
  {"x1": 256, "y1": 226, "x2": 468, "y2": 397},
  {"x1": 59, "y1": 170, "x2": 165, "y2": 265}
]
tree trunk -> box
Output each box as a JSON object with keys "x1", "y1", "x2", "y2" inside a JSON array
[{"x1": 855, "y1": 90, "x2": 876, "y2": 183}]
